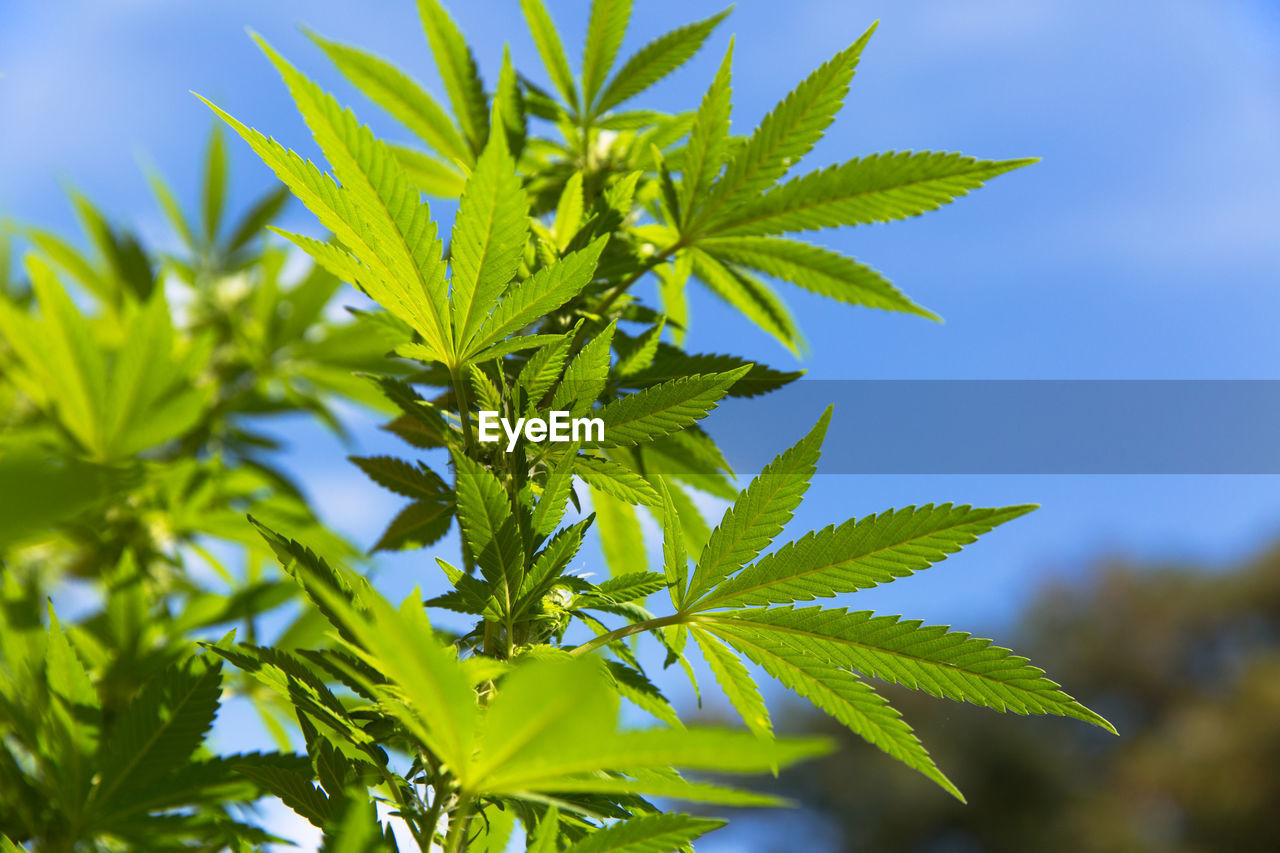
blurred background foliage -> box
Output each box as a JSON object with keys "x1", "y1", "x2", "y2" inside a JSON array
[
  {"x1": 0, "y1": 131, "x2": 397, "y2": 786},
  {"x1": 724, "y1": 544, "x2": 1280, "y2": 852}
]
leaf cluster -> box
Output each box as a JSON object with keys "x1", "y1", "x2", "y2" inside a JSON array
[{"x1": 0, "y1": 2, "x2": 1108, "y2": 851}]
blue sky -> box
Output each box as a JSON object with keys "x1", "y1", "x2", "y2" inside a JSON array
[{"x1": 3, "y1": 0, "x2": 1280, "y2": 847}]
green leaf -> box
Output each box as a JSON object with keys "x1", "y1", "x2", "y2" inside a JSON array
[
  {"x1": 495, "y1": 46, "x2": 528, "y2": 156},
  {"x1": 605, "y1": 660, "x2": 682, "y2": 728},
  {"x1": 553, "y1": 172, "x2": 585, "y2": 250},
  {"x1": 314, "y1": 587, "x2": 479, "y2": 785},
  {"x1": 208, "y1": 37, "x2": 453, "y2": 360},
  {"x1": 693, "y1": 504, "x2": 1036, "y2": 610},
  {"x1": 464, "y1": 236, "x2": 607, "y2": 358},
  {"x1": 349, "y1": 455, "x2": 447, "y2": 500},
  {"x1": 527, "y1": 805, "x2": 561, "y2": 853},
  {"x1": 688, "y1": 248, "x2": 803, "y2": 354},
  {"x1": 320, "y1": 797, "x2": 396, "y2": 853},
  {"x1": 532, "y1": 443, "x2": 580, "y2": 538},
  {"x1": 699, "y1": 235, "x2": 939, "y2": 320},
  {"x1": 102, "y1": 288, "x2": 210, "y2": 458},
  {"x1": 91, "y1": 658, "x2": 223, "y2": 815},
  {"x1": 593, "y1": 572, "x2": 668, "y2": 605},
  {"x1": 371, "y1": 498, "x2": 453, "y2": 552},
  {"x1": 249, "y1": 517, "x2": 369, "y2": 646},
  {"x1": 144, "y1": 167, "x2": 196, "y2": 251},
  {"x1": 707, "y1": 151, "x2": 1037, "y2": 236},
  {"x1": 223, "y1": 185, "x2": 291, "y2": 254},
  {"x1": 203, "y1": 645, "x2": 376, "y2": 758},
  {"x1": 686, "y1": 407, "x2": 831, "y2": 605},
  {"x1": 520, "y1": 0, "x2": 577, "y2": 114},
  {"x1": 518, "y1": 326, "x2": 577, "y2": 403},
  {"x1": 520, "y1": 518, "x2": 592, "y2": 605},
  {"x1": 597, "y1": 365, "x2": 750, "y2": 447},
  {"x1": 663, "y1": 479, "x2": 712, "y2": 558},
  {"x1": 531, "y1": 772, "x2": 785, "y2": 807},
  {"x1": 469, "y1": 361, "x2": 503, "y2": 413},
  {"x1": 596, "y1": 9, "x2": 730, "y2": 114},
  {"x1": 706, "y1": 622, "x2": 962, "y2": 800},
  {"x1": 692, "y1": 626, "x2": 771, "y2": 740},
  {"x1": 390, "y1": 144, "x2": 467, "y2": 197},
  {"x1": 23, "y1": 227, "x2": 112, "y2": 304},
  {"x1": 563, "y1": 813, "x2": 726, "y2": 853},
  {"x1": 697, "y1": 26, "x2": 875, "y2": 226},
  {"x1": 678, "y1": 42, "x2": 733, "y2": 227},
  {"x1": 473, "y1": 657, "x2": 618, "y2": 788},
  {"x1": 657, "y1": 478, "x2": 687, "y2": 608},
  {"x1": 417, "y1": 0, "x2": 489, "y2": 154},
  {"x1": 272, "y1": 229, "x2": 364, "y2": 289},
  {"x1": 454, "y1": 452, "x2": 525, "y2": 611},
  {"x1": 44, "y1": 604, "x2": 98, "y2": 813},
  {"x1": 203, "y1": 125, "x2": 228, "y2": 243},
  {"x1": 234, "y1": 764, "x2": 332, "y2": 828},
  {"x1": 308, "y1": 28, "x2": 472, "y2": 164},
  {"x1": 0, "y1": 257, "x2": 106, "y2": 454},
  {"x1": 450, "y1": 120, "x2": 530, "y2": 349},
  {"x1": 613, "y1": 321, "x2": 664, "y2": 378},
  {"x1": 719, "y1": 606, "x2": 1116, "y2": 732},
  {"x1": 574, "y1": 456, "x2": 660, "y2": 507},
  {"x1": 70, "y1": 192, "x2": 153, "y2": 299},
  {"x1": 582, "y1": 0, "x2": 633, "y2": 112},
  {"x1": 590, "y1": 486, "x2": 647, "y2": 577},
  {"x1": 623, "y1": 345, "x2": 803, "y2": 399},
  {"x1": 469, "y1": 333, "x2": 567, "y2": 364},
  {"x1": 482, "y1": 726, "x2": 827, "y2": 793},
  {"x1": 550, "y1": 319, "x2": 615, "y2": 414}
]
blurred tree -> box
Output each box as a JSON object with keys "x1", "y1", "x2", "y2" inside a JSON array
[{"x1": 740, "y1": 545, "x2": 1280, "y2": 852}]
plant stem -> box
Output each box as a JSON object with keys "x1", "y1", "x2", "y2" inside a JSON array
[
  {"x1": 568, "y1": 612, "x2": 690, "y2": 657},
  {"x1": 420, "y1": 783, "x2": 445, "y2": 852},
  {"x1": 449, "y1": 362, "x2": 477, "y2": 451},
  {"x1": 592, "y1": 241, "x2": 683, "y2": 320},
  {"x1": 381, "y1": 767, "x2": 432, "y2": 850},
  {"x1": 443, "y1": 795, "x2": 474, "y2": 853}
]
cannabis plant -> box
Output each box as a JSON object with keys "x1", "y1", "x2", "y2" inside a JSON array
[{"x1": 0, "y1": 1, "x2": 1114, "y2": 850}]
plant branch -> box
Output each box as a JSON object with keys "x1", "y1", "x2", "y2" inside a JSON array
[
  {"x1": 592, "y1": 240, "x2": 684, "y2": 320},
  {"x1": 568, "y1": 612, "x2": 690, "y2": 658},
  {"x1": 443, "y1": 795, "x2": 474, "y2": 853}
]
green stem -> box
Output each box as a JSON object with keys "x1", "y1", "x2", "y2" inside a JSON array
[
  {"x1": 420, "y1": 783, "x2": 445, "y2": 852},
  {"x1": 591, "y1": 241, "x2": 683, "y2": 320},
  {"x1": 443, "y1": 795, "x2": 474, "y2": 853},
  {"x1": 450, "y1": 362, "x2": 477, "y2": 451},
  {"x1": 568, "y1": 612, "x2": 690, "y2": 658},
  {"x1": 381, "y1": 766, "x2": 432, "y2": 850}
]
